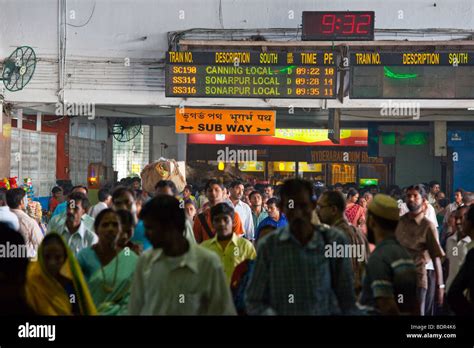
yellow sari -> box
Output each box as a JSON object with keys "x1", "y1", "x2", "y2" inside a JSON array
[{"x1": 25, "y1": 234, "x2": 97, "y2": 315}]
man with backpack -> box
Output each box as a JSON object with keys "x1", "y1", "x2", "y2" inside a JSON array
[
  {"x1": 317, "y1": 190, "x2": 369, "y2": 297},
  {"x1": 245, "y1": 179, "x2": 358, "y2": 315}
]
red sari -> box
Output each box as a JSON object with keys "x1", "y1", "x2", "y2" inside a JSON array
[{"x1": 345, "y1": 203, "x2": 365, "y2": 227}]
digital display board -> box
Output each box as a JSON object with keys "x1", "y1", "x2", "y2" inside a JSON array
[
  {"x1": 302, "y1": 11, "x2": 375, "y2": 41},
  {"x1": 165, "y1": 51, "x2": 337, "y2": 99},
  {"x1": 350, "y1": 51, "x2": 474, "y2": 99}
]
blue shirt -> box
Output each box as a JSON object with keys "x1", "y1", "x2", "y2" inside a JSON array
[
  {"x1": 77, "y1": 247, "x2": 101, "y2": 280},
  {"x1": 245, "y1": 224, "x2": 359, "y2": 315},
  {"x1": 51, "y1": 201, "x2": 67, "y2": 218},
  {"x1": 131, "y1": 220, "x2": 152, "y2": 251},
  {"x1": 255, "y1": 214, "x2": 288, "y2": 241}
]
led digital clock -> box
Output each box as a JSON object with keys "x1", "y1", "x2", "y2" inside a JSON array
[{"x1": 302, "y1": 11, "x2": 375, "y2": 41}]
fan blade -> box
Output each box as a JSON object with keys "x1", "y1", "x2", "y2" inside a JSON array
[
  {"x1": 24, "y1": 48, "x2": 34, "y2": 64},
  {"x1": 7, "y1": 73, "x2": 21, "y2": 91}
]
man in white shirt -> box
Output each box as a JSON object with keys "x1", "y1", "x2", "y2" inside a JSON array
[
  {"x1": 443, "y1": 188, "x2": 465, "y2": 226},
  {"x1": 128, "y1": 195, "x2": 236, "y2": 315},
  {"x1": 6, "y1": 188, "x2": 43, "y2": 258},
  {"x1": 427, "y1": 181, "x2": 441, "y2": 206},
  {"x1": 88, "y1": 188, "x2": 112, "y2": 218},
  {"x1": 446, "y1": 206, "x2": 472, "y2": 291},
  {"x1": 48, "y1": 192, "x2": 98, "y2": 255},
  {"x1": 48, "y1": 187, "x2": 95, "y2": 233},
  {"x1": 0, "y1": 188, "x2": 19, "y2": 231},
  {"x1": 229, "y1": 180, "x2": 254, "y2": 241}
]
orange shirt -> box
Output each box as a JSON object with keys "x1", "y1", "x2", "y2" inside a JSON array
[
  {"x1": 193, "y1": 208, "x2": 244, "y2": 243},
  {"x1": 49, "y1": 197, "x2": 60, "y2": 213}
]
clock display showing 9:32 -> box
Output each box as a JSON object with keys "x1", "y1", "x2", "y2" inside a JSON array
[{"x1": 302, "y1": 11, "x2": 375, "y2": 41}]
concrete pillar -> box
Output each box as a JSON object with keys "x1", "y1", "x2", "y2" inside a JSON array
[
  {"x1": 36, "y1": 112, "x2": 42, "y2": 131},
  {"x1": 0, "y1": 111, "x2": 12, "y2": 178},
  {"x1": 434, "y1": 121, "x2": 447, "y2": 157},
  {"x1": 177, "y1": 133, "x2": 187, "y2": 161}
]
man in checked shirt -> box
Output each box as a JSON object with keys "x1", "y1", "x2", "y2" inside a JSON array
[{"x1": 245, "y1": 178, "x2": 359, "y2": 315}]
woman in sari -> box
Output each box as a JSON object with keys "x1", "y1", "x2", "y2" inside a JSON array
[
  {"x1": 77, "y1": 209, "x2": 138, "y2": 315},
  {"x1": 344, "y1": 188, "x2": 365, "y2": 227},
  {"x1": 25, "y1": 233, "x2": 97, "y2": 315}
]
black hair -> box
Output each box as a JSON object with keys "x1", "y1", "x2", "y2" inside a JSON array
[
  {"x1": 454, "y1": 187, "x2": 465, "y2": 195},
  {"x1": 154, "y1": 180, "x2": 177, "y2": 196},
  {"x1": 183, "y1": 199, "x2": 196, "y2": 209},
  {"x1": 6, "y1": 188, "x2": 26, "y2": 209},
  {"x1": 438, "y1": 198, "x2": 450, "y2": 208},
  {"x1": 116, "y1": 209, "x2": 136, "y2": 227},
  {"x1": 388, "y1": 186, "x2": 402, "y2": 200},
  {"x1": 131, "y1": 177, "x2": 141, "y2": 183},
  {"x1": 72, "y1": 185, "x2": 88, "y2": 194},
  {"x1": 230, "y1": 180, "x2": 244, "y2": 189},
  {"x1": 249, "y1": 190, "x2": 262, "y2": 200},
  {"x1": 184, "y1": 184, "x2": 193, "y2": 191},
  {"x1": 406, "y1": 184, "x2": 427, "y2": 200},
  {"x1": 0, "y1": 188, "x2": 7, "y2": 205},
  {"x1": 279, "y1": 179, "x2": 314, "y2": 204},
  {"x1": 94, "y1": 208, "x2": 118, "y2": 232},
  {"x1": 369, "y1": 185, "x2": 379, "y2": 190},
  {"x1": 256, "y1": 224, "x2": 277, "y2": 242},
  {"x1": 112, "y1": 186, "x2": 136, "y2": 203},
  {"x1": 98, "y1": 188, "x2": 111, "y2": 202},
  {"x1": 263, "y1": 183, "x2": 273, "y2": 190},
  {"x1": 429, "y1": 181, "x2": 440, "y2": 189},
  {"x1": 0, "y1": 222, "x2": 29, "y2": 281},
  {"x1": 368, "y1": 211, "x2": 399, "y2": 231},
  {"x1": 205, "y1": 179, "x2": 224, "y2": 191},
  {"x1": 346, "y1": 188, "x2": 359, "y2": 200},
  {"x1": 322, "y1": 190, "x2": 346, "y2": 213},
  {"x1": 139, "y1": 195, "x2": 185, "y2": 233},
  {"x1": 41, "y1": 233, "x2": 67, "y2": 259},
  {"x1": 68, "y1": 192, "x2": 91, "y2": 212},
  {"x1": 52, "y1": 186, "x2": 63, "y2": 194},
  {"x1": 210, "y1": 202, "x2": 235, "y2": 221},
  {"x1": 134, "y1": 189, "x2": 146, "y2": 203},
  {"x1": 266, "y1": 197, "x2": 280, "y2": 207},
  {"x1": 334, "y1": 182, "x2": 343, "y2": 188}
]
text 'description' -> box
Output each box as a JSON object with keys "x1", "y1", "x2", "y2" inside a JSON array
[{"x1": 175, "y1": 108, "x2": 276, "y2": 136}]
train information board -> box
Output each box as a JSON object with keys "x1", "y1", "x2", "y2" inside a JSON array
[
  {"x1": 165, "y1": 51, "x2": 337, "y2": 99},
  {"x1": 350, "y1": 51, "x2": 474, "y2": 99}
]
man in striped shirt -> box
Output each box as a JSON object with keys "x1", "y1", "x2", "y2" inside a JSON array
[{"x1": 245, "y1": 179, "x2": 358, "y2": 315}]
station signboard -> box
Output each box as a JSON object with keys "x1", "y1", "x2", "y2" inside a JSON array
[
  {"x1": 175, "y1": 108, "x2": 276, "y2": 135},
  {"x1": 350, "y1": 51, "x2": 474, "y2": 99},
  {"x1": 166, "y1": 51, "x2": 337, "y2": 99}
]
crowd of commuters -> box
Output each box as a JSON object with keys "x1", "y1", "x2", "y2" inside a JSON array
[{"x1": 1, "y1": 177, "x2": 473, "y2": 316}]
